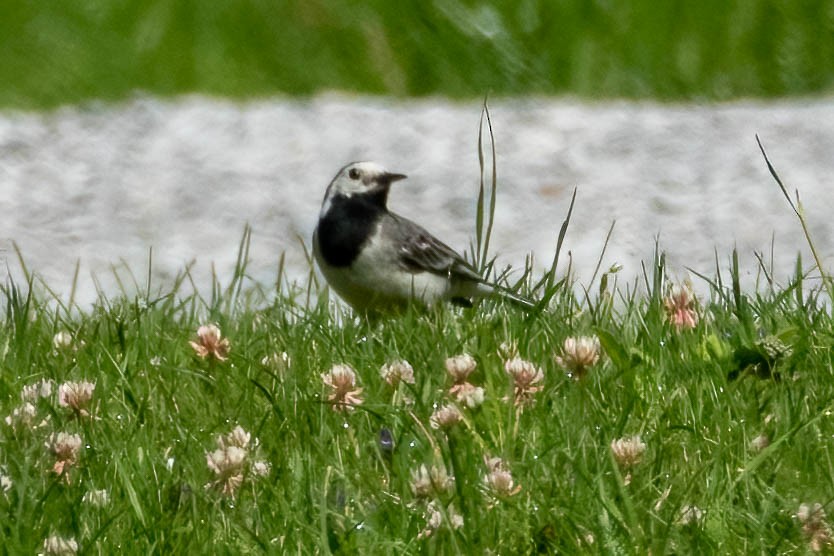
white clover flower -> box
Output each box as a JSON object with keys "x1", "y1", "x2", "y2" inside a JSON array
[
  {"x1": 4, "y1": 402, "x2": 38, "y2": 429},
  {"x1": 57, "y1": 381, "x2": 95, "y2": 417},
  {"x1": 261, "y1": 352, "x2": 291, "y2": 372},
  {"x1": 380, "y1": 360, "x2": 415, "y2": 387},
  {"x1": 418, "y1": 501, "x2": 464, "y2": 539},
  {"x1": 483, "y1": 457, "x2": 521, "y2": 497},
  {"x1": 410, "y1": 464, "x2": 453, "y2": 498},
  {"x1": 444, "y1": 354, "x2": 477, "y2": 383},
  {"x1": 555, "y1": 336, "x2": 601, "y2": 379},
  {"x1": 21, "y1": 379, "x2": 54, "y2": 402},
  {"x1": 430, "y1": 404, "x2": 463, "y2": 430},
  {"x1": 0, "y1": 470, "x2": 12, "y2": 493},
  {"x1": 82, "y1": 489, "x2": 109, "y2": 507},
  {"x1": 321, "y1": 364, "x2": 363, "y2": 411},
  {"x1": 454, "y1": 383, "x2": 485, "y2": 408},
  {"x1": 189, "y1": 324, "x2": 230, "y2": 361},
  {"x1": 52, "y1": 331, "x2": 74, "y2": 350},
  {"x1": 252, "y1": 460, "x2": 271, "y2": 477},
  {"x1": 610, "y1": 436, "x2": 647, "y2": 469},
  {"x1": 42, "y1": 534, "x2": 78, "y2": 555}
]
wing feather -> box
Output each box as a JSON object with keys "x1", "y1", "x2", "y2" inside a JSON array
[{"x1": 385, "y1": 214, "x2": 483, "y2": 283}]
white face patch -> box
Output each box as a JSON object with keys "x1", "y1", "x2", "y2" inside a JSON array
[{"x1": 319, "y1": 161, "x2": 397, "y2": 218}]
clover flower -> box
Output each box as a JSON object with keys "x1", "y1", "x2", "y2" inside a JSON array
[
  {"x1": 555, "y1": 336, "x2": 601, "y2": 379},
  {"x1": 189, "y1": 324, "x2": 230, "y2": 361},
  {"x1": 610, "y1": 435, "x2": 646, "y2": 485},
  {"x1": 52, "y1": 331, "x2": 74, "y2": 351},
  {"x1": 504, "y1": 357, "x2": 545, "y2": 406},
  {"x1": 41, "y1": 534, "x2": 78, "y2": 555},
  {"x1": 445, "y1": 354, "x2": 484, "y2": 407},
  {"x1": 21, "y1": 379, "x2": 54, "y2": 402},
  {"x1": 797, "y1": 503, "x2": 833, "y2": 553},
  {"x1": 206, "y1": 446, "x2": 247, "y2": 497},
  {"x1": 252, "y1": 460, "x2": 271, "y2": 477},
  {"x1": 380, "y1": 360, "x2": 415, "y2": 387},
  {"x1": 321, "y1": 364, "x2": 364, "y2": 411},
  {"x1": 430, "y1": 404, "x2": 463, "y2": 430},
  {"x1": 410, "y1": 464, "x2": 454, "y2": 498},
  {"x1": 5, "y1": 402, "x2": 40, "y2": 429},
  {"x1": 444, "y1": 354, "x2": 477, "y2": 384},
  {"x1": 261, "y1": 352, "x2": 291, "y2": 373},
  {"x1": 610, "y1": 435, "x2": 647, "y2": 469},
  {"x1": 664, "y1": 282, "x2": 699, "y2": 330},
  {"x1": 57, "y1": 381, "x2": 95, "y2": 418},
  {"x1": 418, "y1": 501, "x2": 464, "y2": 540},
  {"x1": 46, "y1": 432, "x2": 82, "y2": 478},
  {"x1": 451, "y1": 382, "x2": 485, "y2": 408},
  {"x1": 483, "y1": 457, "x2": 521, "y2": 497},
  {"x1": 205, "y1": 425, "x2": 266, "y2": 497}
]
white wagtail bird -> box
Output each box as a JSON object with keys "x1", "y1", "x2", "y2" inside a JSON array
[{"x1": 313, "y1": 161, "x2": 535, "y2": 313}]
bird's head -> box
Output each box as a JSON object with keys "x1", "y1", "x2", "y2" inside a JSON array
[{"x1": 320, "y1": 161, "x2": 407, "y2": 215}]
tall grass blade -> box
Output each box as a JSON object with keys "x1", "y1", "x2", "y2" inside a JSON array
[
  {"x1": 545, "y1": 187, "x2": 577, "y2": 293},
  {"x1": 756, "y1": 134, "x2": 834, "y2": 304}
]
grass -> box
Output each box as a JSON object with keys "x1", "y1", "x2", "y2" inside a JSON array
[
  {"x1": 2, "y1": 226, "x2": 833, "y2": 554},
  {"x1": 1, "y1": 129, "x2": 834, "y2": 554},
  {"x1": 1, "y1": 0, "x2": 834, "y2": 109}
]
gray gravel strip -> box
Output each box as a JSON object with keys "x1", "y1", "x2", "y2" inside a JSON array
[{"x1": 0, "y1": 94, "x2": 832, "y2": 305}]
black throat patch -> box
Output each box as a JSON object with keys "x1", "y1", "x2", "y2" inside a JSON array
[{"x1": 317, "y1": 193, "x2": 386, "y2": 267}]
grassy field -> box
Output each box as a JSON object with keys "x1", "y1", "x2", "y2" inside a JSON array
[
  {"x1": 1, "y1": 229, "x2": 833, "y2": 554},
  {"x1": 1, "y1": 138, "x2": 834, "y2": 554},
  {"x1": 1, "y1": 0, "x2": 833, "y2": 109}
]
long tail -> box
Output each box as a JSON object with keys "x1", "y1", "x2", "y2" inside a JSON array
[{"x1": 495, "y1": 287, "x2": 537, "y2": 311}]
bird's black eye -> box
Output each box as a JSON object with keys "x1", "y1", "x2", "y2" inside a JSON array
[{"x1": 348, "y1": 168, "x2": 360, "y2": 180}]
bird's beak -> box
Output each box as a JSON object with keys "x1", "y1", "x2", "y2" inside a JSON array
[{"x1": 382, "y1": 172, "x2": 407, "y2": 184}]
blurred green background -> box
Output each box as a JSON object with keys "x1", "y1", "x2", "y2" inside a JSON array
[{"x1": 1, "y1": 0, "x2": 833, "y2": 109}]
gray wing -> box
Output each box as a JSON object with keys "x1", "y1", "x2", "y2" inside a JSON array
[{"x1": 384, "y1": 213, "x2": 484, "y2": 283}]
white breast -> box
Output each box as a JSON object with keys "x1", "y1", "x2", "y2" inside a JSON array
[{"x1": 314, "y1": 222, "x2": 453, "y2": 311}]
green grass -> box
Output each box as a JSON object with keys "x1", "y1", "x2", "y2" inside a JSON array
[
  {"x1": 1, "y1": 234, "x2": 833, "y2": 554},
  {"x1": 1, "y1": 134, "x2": 834, "y2": 554},
  {"x1": 2, "y1": 0, "x2": 834, "y2": 109}
]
